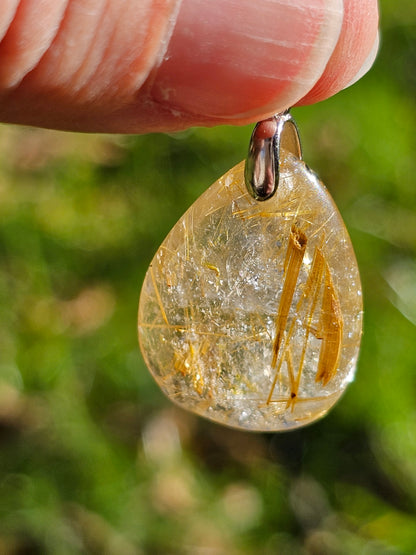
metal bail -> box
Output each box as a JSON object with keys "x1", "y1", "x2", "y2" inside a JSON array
[{"x1": 244, "y1": 111, "x2": 302, "y2": 201}]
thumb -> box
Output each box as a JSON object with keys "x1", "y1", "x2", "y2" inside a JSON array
[{"x1": 0, "y1": 0, "x2": 379, "y2": 134}]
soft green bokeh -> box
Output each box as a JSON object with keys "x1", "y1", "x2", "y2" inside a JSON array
[{"x1": 1, "y1": 2, "x2": 416, "y2": 553}]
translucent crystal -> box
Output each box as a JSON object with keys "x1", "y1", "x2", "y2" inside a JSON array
[{"x1": 138, "y1": 152, "x2": 363, "y2": 431}]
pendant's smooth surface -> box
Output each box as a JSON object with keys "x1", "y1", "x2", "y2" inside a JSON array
[{"x1": 138, "y1": 151, "x2": 362, "y2": 431}]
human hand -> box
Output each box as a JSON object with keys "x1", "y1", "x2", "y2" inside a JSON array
[{"x1": 0, "y1": 0, "x2": 379, "y2": 134}]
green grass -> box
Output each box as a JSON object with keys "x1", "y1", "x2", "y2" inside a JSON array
[{"x1": 1, "y1": 2, "x2": 416, "y2": 553}]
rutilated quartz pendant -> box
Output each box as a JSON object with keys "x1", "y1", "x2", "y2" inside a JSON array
[{"x1": 138, "y1": 151, "x2": 362, "y2": 432}]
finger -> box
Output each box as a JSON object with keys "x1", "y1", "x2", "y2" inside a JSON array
[
  {"x1": 0, "y1": 0, "x2": 180, "y2": 131},
  {"x1": 0, "y1": 0, "x2": 378, "y2": 134},
  {"x1": 0, "y1": 2, "x2": 19, "y2": 44},
  {"x1": 297, "y1": 0, "x2": 379, "y2": 105},
  {"x1": 0, "y1": 0, "x2": 68, "y2": 88}
]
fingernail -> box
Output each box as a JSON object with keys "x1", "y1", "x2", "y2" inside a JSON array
[{"x1": 150, "y1": 0, "x2": 343, "y2": 120}]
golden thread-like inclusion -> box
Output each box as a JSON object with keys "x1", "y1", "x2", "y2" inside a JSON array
[{"x1": 138, "y1": 152, "x2": 363, "y2": 431}]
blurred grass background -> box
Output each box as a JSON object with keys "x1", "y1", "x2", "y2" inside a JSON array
[{"x1": 1, "y1": 2, "x2": 416, "y2": 553}]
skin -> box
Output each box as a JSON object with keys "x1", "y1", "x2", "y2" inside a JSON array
[{"x1": 0, "y1": 0, "x2": 379, "y2": 134}]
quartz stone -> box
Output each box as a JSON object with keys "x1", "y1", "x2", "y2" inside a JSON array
[{"x1": 138, "y1": 152, "x2": 363, "y2": 432}]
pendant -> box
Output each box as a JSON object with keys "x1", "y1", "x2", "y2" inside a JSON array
[{"x1": 138, "y1": 112, "x2": 363, "y2": 432}]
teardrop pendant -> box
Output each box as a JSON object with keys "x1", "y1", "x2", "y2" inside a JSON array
[{"x1": 138, "y1": 114, "x2": 362, "y2": 432}]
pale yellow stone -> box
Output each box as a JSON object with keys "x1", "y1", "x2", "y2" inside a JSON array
[{"x1": 138, "y1": 153, "x2": 363, "y2": 431}]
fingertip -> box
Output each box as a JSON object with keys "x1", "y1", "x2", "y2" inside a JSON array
[
  {"x1": 344, "y1": 30, "x2": 380, "y2": 89},
  {"x1": 296, "y1": 0, "x2": 379, "y2": 106}
]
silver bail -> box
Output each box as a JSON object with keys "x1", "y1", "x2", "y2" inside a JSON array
[{"x1": 244, "y1": 111, "x2": 302, "y2": 201}]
